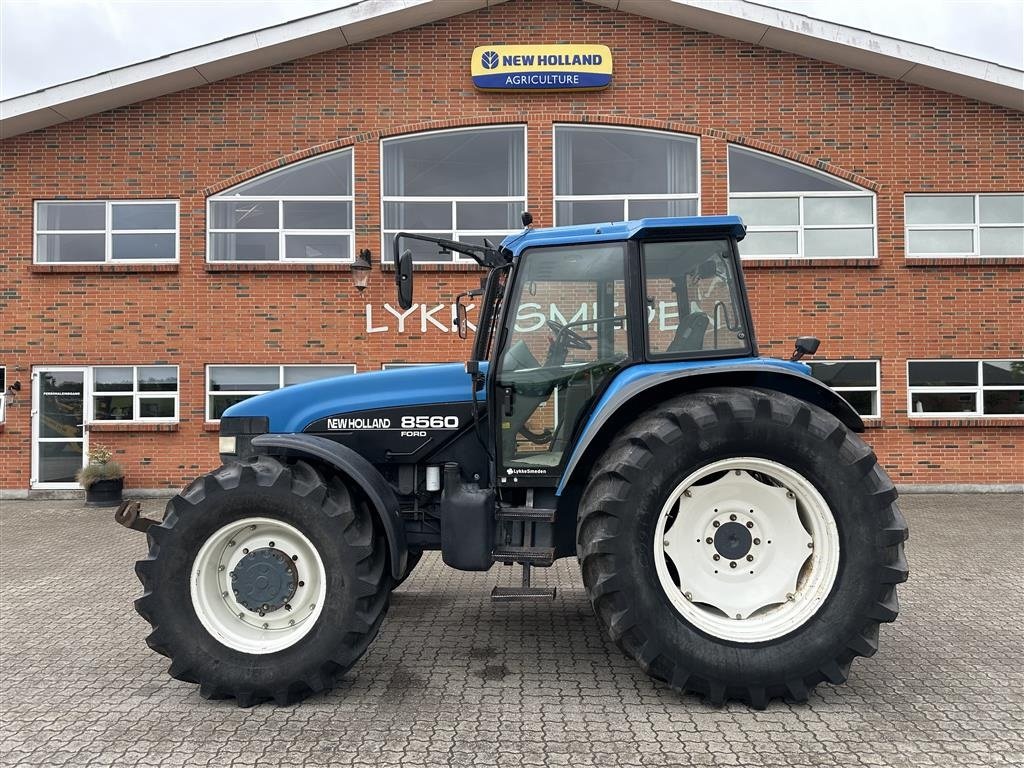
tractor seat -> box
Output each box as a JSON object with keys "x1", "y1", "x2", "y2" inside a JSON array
[{"x1": 668, "y1": 312, "x2": 710, "y2": 353}]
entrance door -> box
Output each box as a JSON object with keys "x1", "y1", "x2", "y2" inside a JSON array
[{"x1": 32, "y1": 368, "x2": 88, "y2": 489}]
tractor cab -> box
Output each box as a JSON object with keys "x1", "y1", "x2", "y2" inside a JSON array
[{"x1": 394, "y1": 215, "x2": 755, "y2": 486}]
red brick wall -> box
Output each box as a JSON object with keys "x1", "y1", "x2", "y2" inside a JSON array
[{"x1": 1, "y1": 0, "x2": 1021, "y2": 490}]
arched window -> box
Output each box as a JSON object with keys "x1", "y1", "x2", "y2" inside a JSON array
[
  {"x1": 381, "y1": 126, "x2": 526, "y2": 263},
  {"x1": 728, "y1": 146, "x2": 875, "y2": 259},
  {"x1": 207, "y1": 149, "x2": 354, "y2": 262},
  {"x1": 554, "y1": 125, "x2": 698, "y2": 225}
]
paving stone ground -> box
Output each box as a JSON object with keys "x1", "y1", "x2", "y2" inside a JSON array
[{"x1": 1, "y1": 493, "x2": 1022, "y2": 767}]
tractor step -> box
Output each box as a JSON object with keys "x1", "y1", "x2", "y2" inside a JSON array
[
  {"x1": 491, "y1": 546, "x2": 555, "y2": 566},
  {"x1": 495, "y1": 505, "x2": 556, "y2": 522},
  {"x1": 491, "y1": 586, "x2": 556, "y2": 601}
]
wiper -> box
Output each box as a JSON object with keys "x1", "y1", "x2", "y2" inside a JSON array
[{"x1": 392, "y1": 232, "x2": 509, "y2": 269}]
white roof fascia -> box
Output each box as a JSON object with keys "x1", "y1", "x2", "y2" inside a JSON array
[
  {"x1": 2, "y1": 0, "x2": 1020, "y2": 139},
  {"x1": 594, "y1": 0, "x2": 1023, "y2": 109}
]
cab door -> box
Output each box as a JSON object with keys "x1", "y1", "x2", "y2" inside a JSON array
[{"x1": 493, "y1": 242, "x2": 631, "y2": 487}]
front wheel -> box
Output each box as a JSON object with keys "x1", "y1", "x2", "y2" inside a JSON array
[
  {"x1": 577, "y1": 388, "x2": 909, "y2": 708},
  {"x1": 134, "y1": 456, "x2": 391, "y2": 706}
]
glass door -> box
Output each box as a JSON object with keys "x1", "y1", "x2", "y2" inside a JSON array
[{"x1": 32, "y1": 368, "x2": 88, "y2": 489}]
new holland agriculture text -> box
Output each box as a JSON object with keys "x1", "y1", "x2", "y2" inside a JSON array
[{"x1": 471, "y1": 45, "x2": 613, "y2": 91}]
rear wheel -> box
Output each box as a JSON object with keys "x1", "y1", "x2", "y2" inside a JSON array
[
  {"x1": 134, "y1": 456, "x2": 390, "y2": 706},
  {"x1": 577, "y1": 387, "x2": 908, "y2": 707}
]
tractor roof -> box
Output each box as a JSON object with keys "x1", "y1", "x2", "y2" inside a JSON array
[{"x1": 501, "y1": 215, "x2": 747, "y2": 257}]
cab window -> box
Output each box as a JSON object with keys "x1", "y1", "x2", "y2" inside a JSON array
[
  {"x1": 496, "y1": 243, "x2": 629, "y2": 472},
  {"x1": 643, "y1": 240, "x2": 749, "y2": 357}
]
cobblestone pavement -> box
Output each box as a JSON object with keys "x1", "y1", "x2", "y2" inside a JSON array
[{"x1": 1, "y1": 493, "x2": 1021, "y2": 767}]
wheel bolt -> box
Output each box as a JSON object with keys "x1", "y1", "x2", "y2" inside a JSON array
[
  {"x1": 262, "y1": 623, "x2": 269, "y2": 629},
  {"x1": 683, "y1": 592, "x2": 692, "y2": 601},
  {"x1": 292, "y1": 555, "x2": 298, "y2": 561},
  {"x1": 729, "y1": 561, "x2": 737, "y2": 569},
  {"x1": 746, "y1": 555, "x2": 754, "y2": 562},
  {"x1": 250, "y1": 525, "x2": 256, "y2": 530},
  {"x1": 729, "y1": 514, "x2": 737, "y2": 521},
  {"x1": 683, "y1": 489, "x2": 692, "y2": 497},
  {"x1": 713, "y1": 521, "x2": 720, "y2": 528},
  {"x1": 228, "y1": 540, "x2": 236, "y2": 547},
  {"x1": 238, "y1": 612, "x2": 244, "y2": 619},
  {"x1": 705, "y1": 537, "x2": 713, "y2": 545},
  {"x1": 787, "y1": 492, "x2": 795, "y2": 499},
  {"x1": 787, "y1": 593, "x2": 795, "y2": 601},
  {"x1": 218, "y1": 565, "x2": 225, "y2": 572},
  {"x1": 289, "y1": 619, "x2": 295, "y2": 626},
  {"x1": 807, "y1": 542, "x2": 814, "y2": 549},
  {"x1": 242, "y1": 548, "x2": 249, "y2": 554},
  {"x1": 269, "y1": 541, "x2": 275, "y2": 548},
  {"x1": 298, "y1": 581, "x2": 305, "y2": 587},
  {"x1": 221, "y1": 591, "x2": 228, "y2": 598},
  {"x1": 713, "y1": 554, "x2": 720, "y2": 561},
  {"x1": 746, "y1": 522, "x2": 754, "y2": 529},
  {"x1": 664, "y1": 538, "x2": 671, "y2": 548},
  {"x1": 285, "y1": 603, "x2": 292, "y2": 611},
  {"x1": 753, "y1": 538, "x2": 761, "y2": 545}
]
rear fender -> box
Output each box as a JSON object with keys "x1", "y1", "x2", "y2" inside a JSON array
[
  {"x1": 557, "y1": 364, "x2": 865, "y2": 497},
  {"x1": 251, "y1": 433, "x2": 407, "y2": 579}
]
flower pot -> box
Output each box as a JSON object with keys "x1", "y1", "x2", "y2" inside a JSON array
[{"x1": 85, "y1": 477, "x2": 124, "y2": 507}]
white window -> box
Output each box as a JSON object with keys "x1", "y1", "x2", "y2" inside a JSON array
[
  {"x1": 381, "y1": 126, "x2": 526, "y2": 262},
  {"x1": 206, "y1": 364, "x2": 356, "y2": 420},
  {"x1": 808, "y1": 360, "x2": 881, "y2": 419},
  {"x1": 728, "y1": 146, "x2": 876, "y2": 259},
  {"x1": 34, "y1": 201, "x2": 178, "y2": 263},
  {"x1": 905, "y1": 194, "x2": 1024, "y2": 257},
  {"x1": 208, "y1": 150, "x2": 354, "y2": 263},
  {"x1": 554, "y1": 125, "x2": 698, "y2": 225},
  {"x1": 907, "y1": 359, "x2": 1024, "y2": 417},
  {"x1": 91, "y1": 366, "x2": 178, "y2": 422}
]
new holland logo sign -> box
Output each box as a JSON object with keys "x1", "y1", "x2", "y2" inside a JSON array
[{"x1": 471, "y1": 44, "x2": 613, "y2": 91}]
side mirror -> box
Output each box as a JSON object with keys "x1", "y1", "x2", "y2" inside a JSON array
[
  {"x1": 397, "y1": 249, "x2": 414, "y2": 310},
  {"x1": 454, "y1": 293, "x2": 470, "y2": 340},
  {"x1": 454, "y1": 288, "x2": 483, "y2": 340},
  {"x1": 790, "y1": 336, "x2": 821, "y2": 362}
]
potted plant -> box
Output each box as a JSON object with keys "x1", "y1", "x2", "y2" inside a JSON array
[{"x1": 77, "y1": 444, "x2": 125, "y2": 507}]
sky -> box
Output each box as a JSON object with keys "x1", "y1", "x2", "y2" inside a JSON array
[{"x1": 1, "y1": 0, "x2": 1022, "y2": 99}]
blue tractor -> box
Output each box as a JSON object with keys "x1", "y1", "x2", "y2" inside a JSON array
[{"x1": 125, "y1": 214, "x2": 908, "y2": 708}]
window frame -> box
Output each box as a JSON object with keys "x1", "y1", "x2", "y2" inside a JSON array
[
  {"x1": 207, "y1": 149, "x2": 356, "y2": 264},
  {"x1": 904, "y1": 193, "x2": 1024, "y2": 258},
  {"x1": 33, "y1": 200, "x2": 180, "y2": 265},
  {"x1": 380, "y1": 125, "x2": 529, "y2": 264},
  {"x1": 0, "y1": 366, "x2": 5, "y2": 423},
  {"x1": 726, "y1": 145, "x2": 877, "y2": 260},
  {"x1": 88, "y1": 365, "x2": 180, "y2": 424},
  {"x1": 205, "y1": 364, "x2": 357, "y2": 422},
  {"x1": 807, "y1": 360, "x2": 881, "y2": 419},
  {"x1": 552, "y1": 124, "x2": 701, "y2": 227},
  {"x1": 906, "y1": 358, "x2": 1024, "y2": 418}
]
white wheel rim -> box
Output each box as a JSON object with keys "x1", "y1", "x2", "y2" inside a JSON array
[
  {"x1": 654, "y1": 457, "x2": 840, "y2": 643},
  {"x1": 190, "y1": 517, "x2": 327, "y2": 654}
]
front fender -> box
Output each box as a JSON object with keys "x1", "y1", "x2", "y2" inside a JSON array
[
  {"x1": 557, "y1": 360, "x2": 865, "y2": 496},
  {"x1": 251, "y1": 433, "x2": 407, "y2": 579}
]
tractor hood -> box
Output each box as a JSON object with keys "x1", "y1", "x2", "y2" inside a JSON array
[{"x1": 222, "y1": 363, "x2": 483, "y2": 434}]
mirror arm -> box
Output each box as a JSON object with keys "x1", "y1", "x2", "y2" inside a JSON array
[{"x1": 392, "y1": 231, "x2": 508, "y2": 268}]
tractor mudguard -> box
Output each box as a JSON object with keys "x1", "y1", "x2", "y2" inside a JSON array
[
  {"x1": 557, "y1": 362, "x2": 865, "y2": 496},
  {"x1": 251, "y1": 433, "x2": 407, "y2": 579}
]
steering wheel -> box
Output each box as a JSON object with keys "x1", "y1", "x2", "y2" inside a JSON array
[{"x1": 547, "y1": 320, "x2": 592, "y2": 351}]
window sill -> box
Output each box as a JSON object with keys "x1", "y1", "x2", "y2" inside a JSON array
[
  {"x1": 205, "y1": 262, "x2": 352, "y2": 273},
  {"x1": 740, "y1": 258, "x2": 878, "y2": 268},
  {"x1": 203, "y1": 421, "x2": 221, "y2": 432},
  {"x1": 30, "y1": 263, "x2": 179, "y2": 274},
  {"x1": 905, "y1": 417, "x2": 1024, "y2": 428},
  {"x1": 861, "y1": 419, "x2": 884, "y2": 429},
  {"x1": 381, "y1": 262, "x2": 486, "y2": 273},
  {"x1": 87, "y1": 422, "x2": 179, "y2": 432},
  {"x1": 904, "y1": 256, "x2": 1024, "y2": 267}
]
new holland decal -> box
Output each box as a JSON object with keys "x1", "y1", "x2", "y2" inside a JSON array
[{"x1": 471, "y1": 45, "x2": 613, "y2": 91}]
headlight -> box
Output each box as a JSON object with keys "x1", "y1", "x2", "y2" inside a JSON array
[{"x1": 218, "y1": 436, "x2": 237, "y2": 454}]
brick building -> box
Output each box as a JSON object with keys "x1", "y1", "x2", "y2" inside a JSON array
[{"x1": 1, "y1": 0, "x2": 1021, "y2": 495}]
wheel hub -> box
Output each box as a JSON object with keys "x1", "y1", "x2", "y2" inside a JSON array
[
  {"x1": 713, "y1": 521, "x2": 752, "y2": 560},
  {"x1": 231, "y1": 548, "x2": 297, "y2": 613}
]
